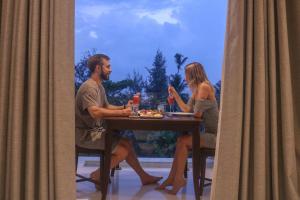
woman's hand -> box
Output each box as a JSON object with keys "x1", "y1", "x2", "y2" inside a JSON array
[
  {"x1": 168, "y1": 85, "x2": 191, "y2": 112},
  {"x1": 168, "y1": 86, "x2": 179, "y2": 99},
  {"x1": 194, "y1": 112, "x2": 202, "y2": 118}
]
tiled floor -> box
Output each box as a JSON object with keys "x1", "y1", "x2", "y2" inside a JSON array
[{"x1": 76, "y1": 157, "x2": 213, "y2": 200}]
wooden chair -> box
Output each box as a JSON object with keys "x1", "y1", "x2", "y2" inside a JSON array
[
  {"x1": 110, "y1": 164, "x2": 122, "y2": 177},
  {"x1": 75, "y1": 145, "x2": 117, "y2": 187},
  {"x1": 184, "y1": 160, "x2": 189, "y2": 178},
  {"x1": 199, "y1": 148, "x2": 215, "y2": 195},
  {"x1": 184, "y1": 147, "x2": 215, "y2": 196}
]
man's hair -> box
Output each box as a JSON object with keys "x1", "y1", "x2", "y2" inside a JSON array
[{"x1": 87, "y1": 54, "x2": 110, "y2": 73}]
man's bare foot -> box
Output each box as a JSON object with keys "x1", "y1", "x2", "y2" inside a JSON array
[
  {"x1": 90, "y1": 169, "x2": 100, "y2": 181},
  {"x1": 90, "y1": 169, "x2": 101, "y2": 190},
  {"x1": 141, "y1": 175, "x2": 163, "y2": 185},
  {"x1": 165, "y1": 179, "x2": 187, "y2": 195},
  {"x1": 155, "y1": 178, "x2": 173, "y2": 190}
]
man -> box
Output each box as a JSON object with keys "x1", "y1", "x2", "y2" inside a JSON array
[{"x1": 75, "y1": 54, "x2": 162, "y2": 189}]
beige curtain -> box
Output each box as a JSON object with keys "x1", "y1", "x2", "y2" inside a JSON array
[
  {"x1": 0, "y1": 0, "x2": 75, "y2": 200},
  {"x1": 211, "y1": 0, "x2": 300, "y2": 199}
]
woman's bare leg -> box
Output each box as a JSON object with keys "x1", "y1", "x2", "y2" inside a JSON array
[
  {"x1": 165, "y1": 135, "x2": 192, "y2": 194},
  {"x1": 166, "y1": 135, "x2": 207, "y2": 195},
  {"x1": 156, "y1": 136, "x2": 185, "y2": 190}
]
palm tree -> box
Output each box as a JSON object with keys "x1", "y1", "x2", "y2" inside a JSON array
[
  {"x1": 174, "y1": 53, "x2": 188, "y2": 73},
  {"x1": 169, "y1": 53, "x2": 189, "y2": 111}
]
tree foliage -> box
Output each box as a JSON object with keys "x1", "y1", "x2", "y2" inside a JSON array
[
  {"x1": 127, "y1": 70, "x2": 145, "y2": 96},
  {"x1": 174, "y1": 53, "x2": 188, "y2": 73},
  {"x1": 145, "y1": 50, "x2": 168, "y2": 107},
  {"x1": 74, "y1": 49, "x2": 97, "y2": 94},
  {"x1": 169, "y1": 53, "x2": 189, "y2": 111},
  {"x1": 102, "y1": 79, "x2": 132, "y2": 105}
]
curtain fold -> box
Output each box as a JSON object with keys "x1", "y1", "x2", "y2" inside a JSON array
[
  {"x1": 0, "y1": 0, "x2": 75, "y2": 199},
  {"x1": 211, "y1": 0, "x2": 300, "y2": 199},
  {"x1": 286, "y1": 1, "x2": 300, "y2": 195}
]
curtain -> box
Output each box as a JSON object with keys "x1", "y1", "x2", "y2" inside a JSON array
[
  {"x1": 211, "y1": 0, "x2": 300, "y2": 199},
  {"x1": 0, "y1": 0, "x2": 75, "y2": 199}
]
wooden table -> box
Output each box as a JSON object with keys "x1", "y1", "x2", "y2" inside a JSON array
[{"x1": 100, "y1": 115, "x2": 202, "y2": 200}]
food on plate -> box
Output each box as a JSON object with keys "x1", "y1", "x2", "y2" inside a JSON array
[{"x1": 138, "y1": 109, "x2": 163, "y2": 118}]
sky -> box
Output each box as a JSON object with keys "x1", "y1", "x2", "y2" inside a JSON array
[{"x1": 75, "y1": 0, "x2": 228, "y2": 84}]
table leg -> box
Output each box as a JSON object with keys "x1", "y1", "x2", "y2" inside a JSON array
[
  {"x1": 192, "y1": 127, "x2": 201, "y2": 199},
  {"x1": 101, "y1": 128, "x2": 113, "y2": 200}
]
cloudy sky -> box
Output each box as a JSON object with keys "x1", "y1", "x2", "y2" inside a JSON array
[{"x1": 75, "y1": 0, "x2": 228, "y2": 84}]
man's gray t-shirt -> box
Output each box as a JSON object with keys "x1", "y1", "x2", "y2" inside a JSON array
[{"x1": 75, "y1": 79, "x2": 109, "y2": 148}]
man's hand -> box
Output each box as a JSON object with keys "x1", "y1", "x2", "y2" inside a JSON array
[
  {"x1": 121, "y1": 107, "x2": 132, "y2": 116},
  {"x1": 126, "y1": 100, "x2": 133, "y2": 108},
  {"x1": 88, "y1": 106, "x2": 132, "y2": 119}
]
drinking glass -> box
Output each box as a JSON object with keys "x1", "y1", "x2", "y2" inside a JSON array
[
  {"x1": 157, "y1": 103, "x2": 166, "y2": 113},
  {"x1": 167, "y1": 78, "x2": 175, "y2": 112},
  {"x1": 132, "y1": 93, "x2": 140, "y2": 116},
  {"x1": 167, "y1": 94, "x2": 174, "y2": 112}
]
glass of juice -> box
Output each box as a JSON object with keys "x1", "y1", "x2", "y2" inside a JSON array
[
  {"x1": 167, "y1": 94, "x2": 175, "y2": 112},
  {"x1": 132, "y1": 93, "x2": 140, "y2": 116}
]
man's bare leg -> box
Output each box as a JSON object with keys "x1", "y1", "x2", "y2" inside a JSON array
[
  {"x1": 90, "y1": 144, "x2": 129, "y2": 182},
  {"x1": 119, "y1": 140, "x2": 162, "y2": 185}
]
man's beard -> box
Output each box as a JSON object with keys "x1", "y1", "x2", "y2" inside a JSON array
[{"x1": 100, "y1": 73, "x2": 109, "y2": 81}]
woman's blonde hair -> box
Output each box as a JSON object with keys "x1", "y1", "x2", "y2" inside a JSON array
[{"x1": 185, "y1": 62, "x2": 209, "y2": 88}]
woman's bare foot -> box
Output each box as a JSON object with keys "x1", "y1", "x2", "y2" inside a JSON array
[
  {"x1": 90, "y1": 169, "x2": 101, "y2": 190},
  {"x1": 155, "y1": 178, "x2": 173, "y2": 190},
  {"x1": 141, "y1": 175, "x2": 163, "y2": 185},
  {"x1": 165, "y1": 179, "x2": 187, "y2": 195}
]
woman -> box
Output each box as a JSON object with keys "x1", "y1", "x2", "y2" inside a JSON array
[{"x1": 157, "y1": 62, "x2": 219, "y2": 194}]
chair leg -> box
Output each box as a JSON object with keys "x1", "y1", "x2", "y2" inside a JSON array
[
  {"x1": 99, "y1": 154, "x2": 105, "y2": 188},
  {"x1": 100, "y1": 154, "x2": 112, "y2": 184},
  {"x1": 75, "y1": 150, "x2": 79, "y2": 172},
  {"x1": 184, "y1": 160, "x2": 188, "y2": 178},
  {"x1": 110, "y1": 167, "x2": 116, "y2": 177},
  {"x1": 199, "y1": 156, "x2": 207, "y2": 196},
  {"x1": 116, "y1": 164, "x2": 122, "y2": 170},
  {"x1": 111, "y1": 163, "x2": 121, "y2": 177}
]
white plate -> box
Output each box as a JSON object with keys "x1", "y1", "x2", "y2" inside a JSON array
[
  {"x1": 129, "y1": 114, "x2": 164, "y2": 119},
  {"x1": 166, "y1": 112, "x2": 194, "y2": 116},
  {"x1": 139, "y1": 115, "x2": 164, "y2": 119}
]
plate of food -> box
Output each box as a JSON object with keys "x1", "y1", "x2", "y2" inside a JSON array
[
  {"x1": 137, "y1": 109, "x2": 164, "y2": 119},
  {"x1": 165, "y1": 112, "x2": 194, "y2": 117}
]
